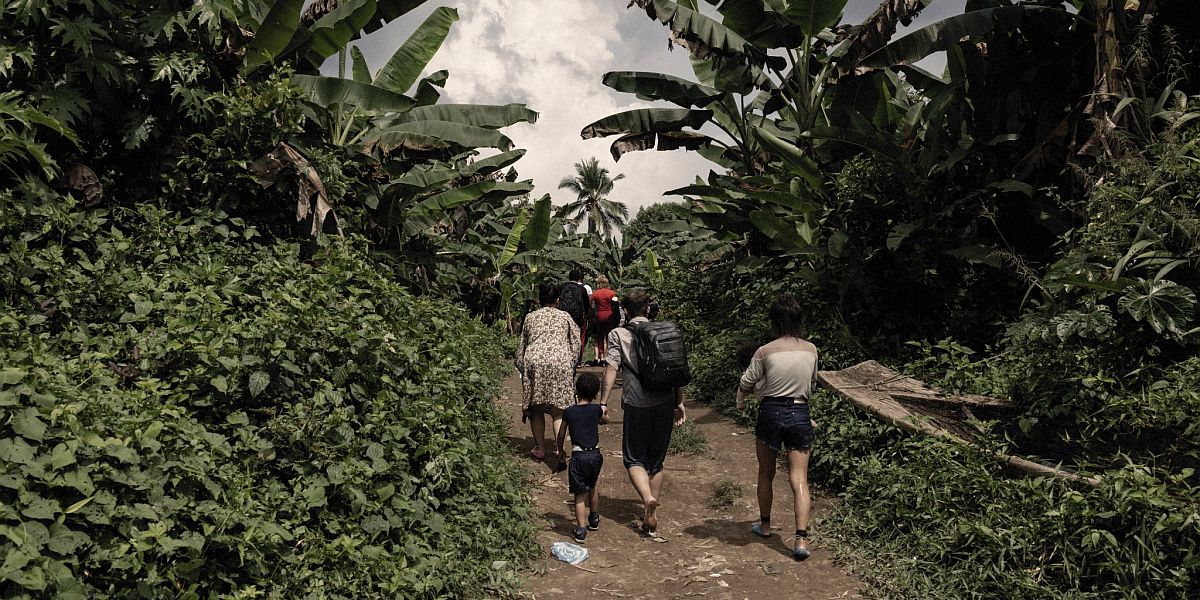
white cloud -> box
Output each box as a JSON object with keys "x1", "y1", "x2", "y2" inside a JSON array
[{"x1": 351, "y1": 1, "x2": 715, "y2": 216}]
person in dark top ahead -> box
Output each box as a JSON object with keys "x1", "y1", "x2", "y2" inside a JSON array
[{"x1": 556, "y1": 373, "x2": 606, "y2": 543}]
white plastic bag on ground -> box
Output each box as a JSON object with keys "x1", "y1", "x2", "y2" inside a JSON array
[{"x1": 550, "y1": 541, "x2": 588, "y2": 565}]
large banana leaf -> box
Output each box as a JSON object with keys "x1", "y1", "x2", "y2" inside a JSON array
[
  {"x1": 413, "y1": 70, "x2": 448, "y2": 106},
  {"x1": 376, "y1": 104, "x2": 538, "y2": 128},
  {"x1": 390, "y1": 149, "x2": 527, "y2": 186},
  {"x1": 373, "y1": 6, "x2": 458, "y2": 94},
  {"x1": 350, "y1": 46, "x2": 372, "y2": 82},
  {"x1": 496, "y1": 209, "x2": 529, "y2": 270},
  {"x1": 703, "y1": 0, "x2": 805, "y2": 49},
  {"x1": 367, "y1": 121, "x2": 514, "y2": 151},
  {"x1": 299, "y1": 0, "x2": 377, "y2": 67},
  {"x1": 858, "y1": 5, "x2": 1071, "y2": 69},
  {"x1": 753, "y1": 126, "x2": 822, "y2": 189},
  {"x1": 292, "y1": 74, "x2": 415, "y2": 112},
  {"x1": 411, "y1": 180, "x2": 534, "y2": 216},
  {"x1": 243, "y1": 0, "x2": 305, "y2": 73},
  {"x1": 645, "y1": 0, "x2": 782, "y2": 69},
  {"x1": 523, "y1": 195, "x2": 554, "y2": 252},
  {"x1": 364, "y1": 0, "x2": 430, "y2": 34},
  {"x1": 601, "y1": 72, "x2": 723, "y2": 108},
  {"x1": 782, "y1": 0, "x2": 849, "y2": 37},
  {"x1": 581, "y1": 108, "x2": 712, "y2": 139},
  {"x1": 750, "y1": 209, "x2": 816, "y2": 252},
  {"x1": 802, "y1": 125, "x2": 903, "y2": 162}
]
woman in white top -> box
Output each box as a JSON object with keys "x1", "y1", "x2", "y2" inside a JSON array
[{"x1": 735, "y1": 294, "x2": 818, "y2": 560}]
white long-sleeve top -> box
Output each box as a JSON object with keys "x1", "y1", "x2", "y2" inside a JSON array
[{"x1": 738, "y1": 336, "x2": 818, "y2": 399}]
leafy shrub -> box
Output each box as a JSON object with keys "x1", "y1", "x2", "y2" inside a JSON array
[{"x1": 0, "y1": 188, "x2": 533, "y2": 598}]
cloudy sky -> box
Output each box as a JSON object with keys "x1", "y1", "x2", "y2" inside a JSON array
[{"x1": 336, "y1": 0, "x2": 966, "y2": 216}]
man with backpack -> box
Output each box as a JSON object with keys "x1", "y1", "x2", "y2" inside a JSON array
[
  {"x1": 558, "y1": 270, "x2": 592, "y2": 366},
  {"x1": 600, "y1": 289, "x2": 689, "y2": 541}
]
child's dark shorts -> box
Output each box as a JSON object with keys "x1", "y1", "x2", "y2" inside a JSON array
[
  {"x1": 755, "y1": 397, "x2": 814, "y2": 452},
  {"x1": 568, "y1": 448, "x2": 603, "y2": 494}
]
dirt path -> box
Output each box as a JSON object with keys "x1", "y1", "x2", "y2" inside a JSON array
[{"x1": 502, "y1": 367, "x2": 863, "y2": 600}]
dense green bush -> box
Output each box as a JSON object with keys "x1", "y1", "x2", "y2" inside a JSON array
[
  {"x1": 0, "y1": 186, "x2": 533, "y2": 598},
  {"x1": 659, "y1": 234, "x2": 1200, "y2": 598}
]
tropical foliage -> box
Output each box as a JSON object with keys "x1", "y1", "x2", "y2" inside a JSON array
[
  {"x1": 556, "y1": 157, "x2": 630, "y2": 241},
  {"x1": 598, "y1": 0, "x2": 1200, "y2": 596}
]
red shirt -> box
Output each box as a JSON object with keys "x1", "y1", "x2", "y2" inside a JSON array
[{"x1": 592, "y1": 288, "x2": 617, "y2": 316}]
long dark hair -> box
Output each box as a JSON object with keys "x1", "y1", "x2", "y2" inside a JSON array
[{"x1": 768, "y1": 293, "x2": 803, "y2": 338}]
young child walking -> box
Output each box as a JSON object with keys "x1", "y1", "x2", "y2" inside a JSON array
[{"x1": 557, "y1": 373, "x2": 605, "y2": 543}]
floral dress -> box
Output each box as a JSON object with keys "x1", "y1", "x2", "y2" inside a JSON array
[{"x1": 516, "y1": 307, "x2": 580, "y2": 411}]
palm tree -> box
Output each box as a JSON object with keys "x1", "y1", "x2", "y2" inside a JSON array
[{"x1": 556, "y1": 157, "x2": 629, "y2": 241}]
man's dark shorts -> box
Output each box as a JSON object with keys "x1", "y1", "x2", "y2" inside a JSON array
[
  {"x1": 569, "y1": 448, "x2": 603, "y2": 494},
  {"x1": 622, "y1": 400, "x2": 675, "y2": 476},
  {"x1": 755, "y1": 398, "x2": 814, "y2": 452}
]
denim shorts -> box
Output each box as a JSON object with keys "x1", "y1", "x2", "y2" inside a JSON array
[
  {"x1": 755, "y1": 398, "x2": 814, "y2": 452},
  {"x1": 569, "y1": 448, "x2": 603, "y2": 494}
]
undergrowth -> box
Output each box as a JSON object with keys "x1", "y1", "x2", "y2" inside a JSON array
[{"x1": 0, "y1": 187, "x2": 535, "y2": 598}]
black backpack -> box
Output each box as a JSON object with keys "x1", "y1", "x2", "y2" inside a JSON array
[
  {"x1": 624, "y1": 321, "x2": 691, "y2": 391},
  {"x1": 559, "y1": 281, "x2": 587, "y2": 326}
]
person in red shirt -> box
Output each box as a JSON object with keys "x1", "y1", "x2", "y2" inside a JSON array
[{"x1": 590, "y1": 275, "x2": 619, "y2": 365}]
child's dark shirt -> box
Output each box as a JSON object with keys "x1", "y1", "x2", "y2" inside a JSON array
[{"x1": 563, "y1": 403, "x2": 602, "y2": 449}]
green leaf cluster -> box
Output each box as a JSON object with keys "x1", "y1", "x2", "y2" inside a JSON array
[{"x1": 0, "y1": 187, "x2": 534, "y2": 598}]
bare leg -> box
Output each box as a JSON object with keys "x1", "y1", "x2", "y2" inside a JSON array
[
  {"x1": 574, "y1": 492, "x2": 588, "y2": 528},
  {"x1": 626, "y1": 466, "x2": 659, "y2": 530},
  {"x1": 588, "y1": 486, "x2": 600, "y2": 518},
  {"x1": 787, "y1": 448, "x2": 812, "y2": 551},
  {"x1": 549, "y1": 406, "x2": 564, "y2": 449},
  {"x1": 647, "y1": 470, "x2": 665, "y2": 530},
  {"x1": 756, "y1": 440, "x2": 777, "y2": 534},
  {"x1": 530, "y1": 411, "x2": 546, "y2": 455}
]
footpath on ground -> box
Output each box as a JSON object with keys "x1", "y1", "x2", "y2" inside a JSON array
[{"x1": 502, "y1": 367, "x2": 863, "y2": 600}]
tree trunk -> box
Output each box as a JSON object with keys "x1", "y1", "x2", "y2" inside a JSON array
[{"x1": 1079, "y1": 0, "x2": 1131, "y2": 159}]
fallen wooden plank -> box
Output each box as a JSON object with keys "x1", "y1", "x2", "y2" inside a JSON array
[{"x1": 817, "y1": 360, "x2": 1099, "y2": 488}]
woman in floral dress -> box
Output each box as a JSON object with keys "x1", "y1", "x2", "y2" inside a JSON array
[{"x1": 517, "y1": 283, "x2": 581, "y2": 460}]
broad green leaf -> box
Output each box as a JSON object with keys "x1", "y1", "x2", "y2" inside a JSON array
[
  {"x1": 646, "y1": 0, "x2": 779, "y2": 68},
  {"x1": 249, "y1": 371, "x2": 270, "y2": 397},
  {"x1": 802, "y1": 125, "x2": 903, "y2": 162},
  {"x1": 601, "y1": 71, "x2": 723, "y2": 108},
  {"x1": 300, "y1": 0, "x2": 377, "y2": 67},
  {"x1": 750, "y1": 210, "x2": 813, "y2": 251},
  {"x1": 49, "y1": 444, "x2": 75, "y2": 470},
  {"x1": 292, "y1": 74, "x2": 416, "y2": 112},
  {"x1": 11, "y1": 408, "x2": 46, "y2": 441},
  {"x1": 411, "y1": 181, "x2": 534, "y2": 216},
  {"x1": 377, "y1": 103, "x2": 538, "y2": 128},
  {"x1": 523, "y1": 195, "x2": 553, "y2": 251},
  {"x1": 464, "y1": 149, "x2": 526, "y2": 177},
  {"x1": 368, "y1": 121, "x2": 514, "y2": 151},
  {"x1": 363, "y1": 0, "x2": 431, "y2": 34},
  {"x1": 1118, "y1": 279, "x2": 1197, "y2": 336},
  {"x1": 243, "y1": 0, "x2": 306, "y2": 73},
  {"x1": 0, "y1": 368, "x2": 27, "y2": 385},
  {"x1": 351, "y1": 46, "x2": 372, "y2": 82},
  {"x1": 374, "y1": 7, "x2": 459, "y2": 94},
  {"x1": 859, "y1": 6, "x2": 1072, "y2": 69},
  {"x1": 753, "y1": 126, "x2": 823, "y2": 190},
  {"x1": 414, "y1": 70, "x2": 448, "y2": 106},
  {"x1": 581, "y1": 108, "x2": 712, "y2": 139},
  {"x1": 781, "y1": 0, "x2": 848, "y2": 37},
  {"x1": 887, "y1": 223, "x2": 918, "y2": 251},
  {"x1": 0, "y1": 437, "x2": 36, "y2": 465},
  {"x1": 497, "y1": 210, "x2": 528, "y2": 269},
  {"x1": 648, "y1": 219, "x2": 693, "y2": 234}
]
